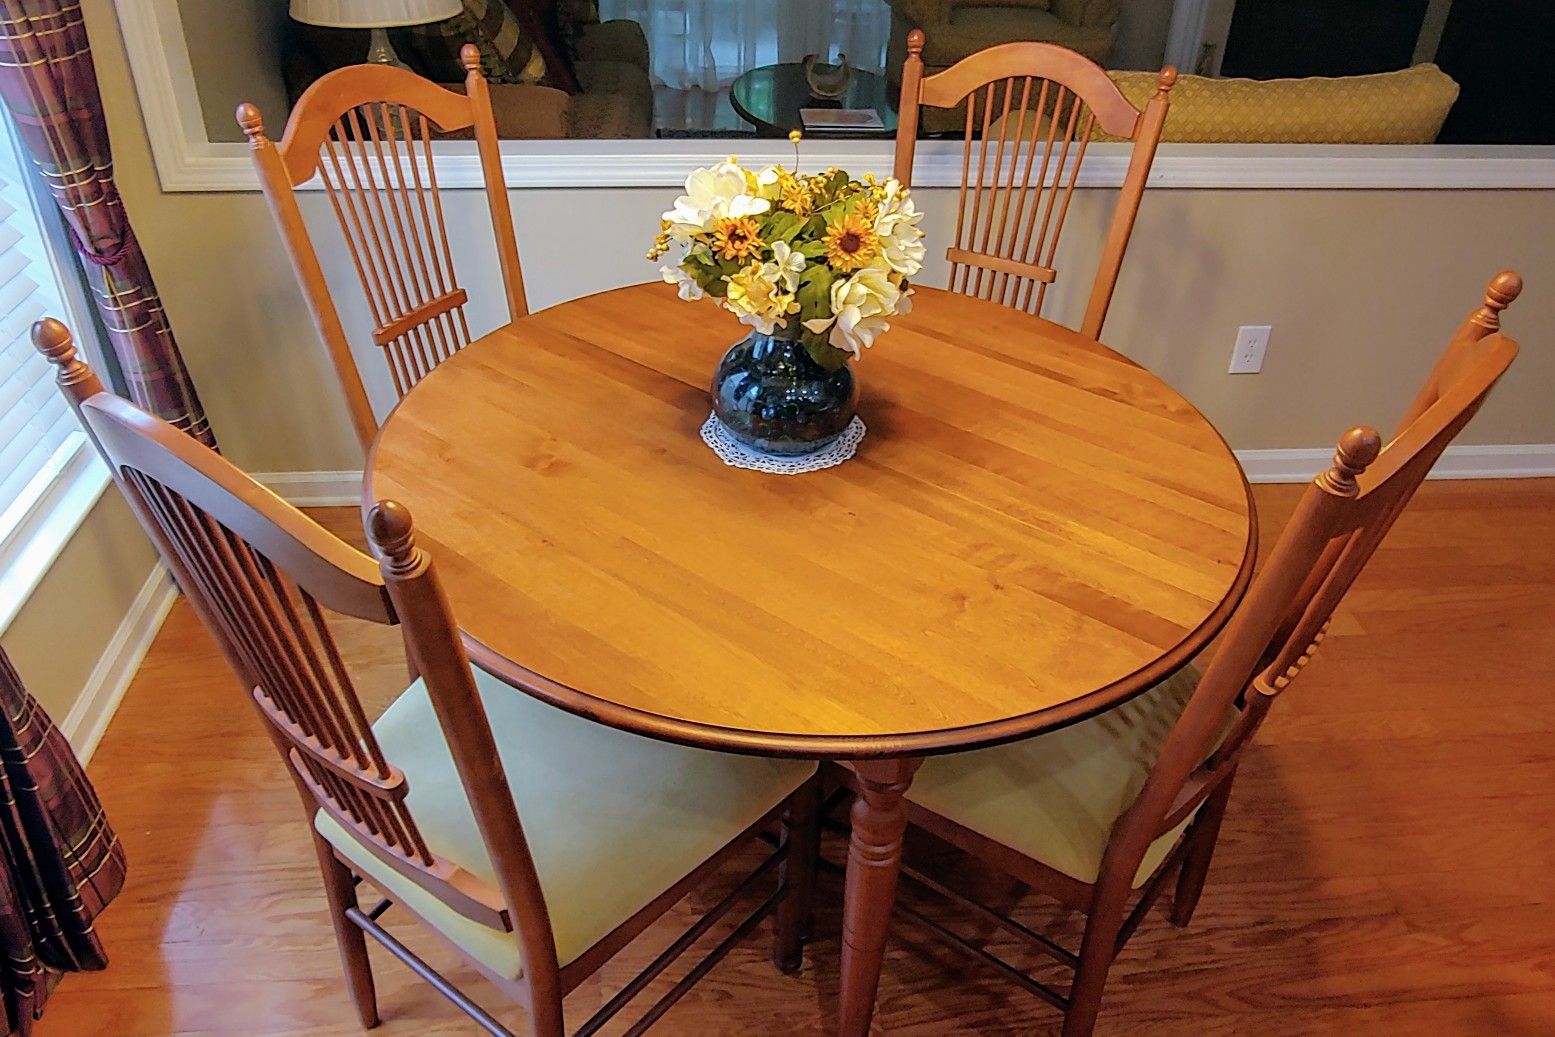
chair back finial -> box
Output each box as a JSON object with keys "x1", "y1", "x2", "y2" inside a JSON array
[
  {"x1": 893, "y1": 38, "x2": 1173, "y2": 338},
  {"x1": 1317, "y1": 425, "x2": 1382, "y2": 496},
  {"x1": 366, "y1": 499, "x2": 419, "y2": 574},
  {"x1": 33, "y1": 316, "x2": 102, "y2": 398},
  {"x1": 1472, "y1": 269, "x2": 1523, "y2": 332},
  {"x1": 459, "y1": 42, "x2": 483, "y2": 76},
  {"x1": 235, "y1": 101, "x2": 265, "y2": 141}
]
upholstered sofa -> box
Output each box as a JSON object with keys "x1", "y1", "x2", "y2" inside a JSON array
[
  {"x1": 281, "y1": 0, "x2": 653, "y2": 139},
  {"x1": 885, "y1": 0, "x2": 1120, "y2": 86}
]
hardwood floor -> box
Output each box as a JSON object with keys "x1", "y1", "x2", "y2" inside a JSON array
[{"x1": 38, "y1": 480, "x2": 1555, "y2": 1036}]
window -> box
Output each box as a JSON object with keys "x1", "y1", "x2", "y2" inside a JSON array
[
  {"x1": 120, "y1": 0, "x2": 1555, "y2": 192},
  {"x1": 0, "y1": 109, "x2": 108, "y2": 632}
]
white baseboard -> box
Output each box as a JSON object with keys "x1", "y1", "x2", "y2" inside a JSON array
[
  {"x1": 1236, "y1": 443, "x2": 1555, "y2": 484},
  {"x1": 256, "y1": 445, "x2": 1555, "y2": 505},
  {"x1": 254, "y1": 470, "x2": 364, "y2": 507},
  {"x1": 60, "y1": 564, "x2": 178, "y2": 763}
]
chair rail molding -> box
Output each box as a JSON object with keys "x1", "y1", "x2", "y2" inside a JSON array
[{"x1": 117, "y1": 0, "x2": 1555, "y2": 193}]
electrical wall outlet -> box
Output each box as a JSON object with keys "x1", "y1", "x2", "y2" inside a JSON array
[{"x1": 1229, "y1": 325, "x2": 1272, "y2": 374}]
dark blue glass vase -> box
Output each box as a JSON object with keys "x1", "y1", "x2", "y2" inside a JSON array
[{"x1": 711, "y1": 325, "x2": 857, "y2": 456}]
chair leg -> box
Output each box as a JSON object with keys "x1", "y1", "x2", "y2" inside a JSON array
[
  {"x1": 1170, "y1": 771, "x2": 1237, "y2": 929},
  {"x1": 773, "y1": 775, "x2": 823, "y2": 973},
  {"x1": 1062, "y1": 905, "x2": 1124, "y2": 1037},
  {"x1": 313, "y1": 837, "x2": 381, "y2": 1028}
]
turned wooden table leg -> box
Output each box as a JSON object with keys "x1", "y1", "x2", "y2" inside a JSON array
[{"x1": 839, "y1": 756, "x2": 922, "y2": 1037}]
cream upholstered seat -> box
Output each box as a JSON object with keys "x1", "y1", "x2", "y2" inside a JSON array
[
  {"x1": 906, "y1": 667, "x2": 1230, "y2": 888},
  {"x1": 317, "y1": 667, "x2": 816, "y2": 980}
]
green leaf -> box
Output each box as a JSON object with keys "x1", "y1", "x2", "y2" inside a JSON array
[
  {"x1": 796, "y1": 239, "x2": 830, "y2": 259},
  {"x1": 804, "y1": 334, "x2": 850, "y2": 371},
  {"x1": 795, "y1": 266, "x2": 834, "y2": 323},
  {"x1": 764, "y1": 211, "x2": 804, "y2": 243}
]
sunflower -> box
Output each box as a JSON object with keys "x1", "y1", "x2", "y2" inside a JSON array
[
  {"x1": 822, "y1": 212, "x2": 879, "y2": 272},
  {"x1": 711, "y1": 216, "x2": 764, "y2": 261},
  {"x1": 775, "y1": 171, "x2": 814, "y2": 215}
]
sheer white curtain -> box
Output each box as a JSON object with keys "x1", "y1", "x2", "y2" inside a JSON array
[{"x1": 600, "y1": 0, "x2": 891, "y2": 90}]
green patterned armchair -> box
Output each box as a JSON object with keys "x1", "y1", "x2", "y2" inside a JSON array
[{"x1": 885, "y1": 0, "x2": 1120, "y2": 87}]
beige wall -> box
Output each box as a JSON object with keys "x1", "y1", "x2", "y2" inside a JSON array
[
  {"x1": 93, "y1": 2, "x2": 1555, "y2": 472},
  {"x1": 1, "y1": 491, "x2": 159, "y2": 722},
  {"x1": 177, "y1": 0, "x2": 289, "y2": 143}
]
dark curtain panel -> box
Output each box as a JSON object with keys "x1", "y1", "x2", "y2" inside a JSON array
[
  {"x1": 0, "y1": 648, "x2": 125, "y2": 1036},
  {"x1": 0, "y1": 0, "x2": 217, "y2": 448}
]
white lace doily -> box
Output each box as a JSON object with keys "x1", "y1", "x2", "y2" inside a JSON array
[{"x1": 700, "y1": 413, "x2": 866, "y2": 475}]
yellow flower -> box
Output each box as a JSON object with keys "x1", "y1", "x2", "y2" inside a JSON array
[
  {"x1": 776, "y1": 171, "x2": 814, "y2": 215},
  {"x1": 711, "y1": 216, "x2": 764, "y2": 262},
  {"x1": 822, "y1": 212, "x2": 879, "y2": 272}
]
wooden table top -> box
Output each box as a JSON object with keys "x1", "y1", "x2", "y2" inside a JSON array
[{"x1": 366, "y1": 282, "x2": 1255, "y2": 758}]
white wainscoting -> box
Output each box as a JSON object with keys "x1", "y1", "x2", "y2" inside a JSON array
[{"x1": 61, "y1": 565, "x2": 178, "y2": 763}]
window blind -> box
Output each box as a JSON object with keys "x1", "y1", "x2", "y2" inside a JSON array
[{"x1": 0, "y1": 114, "x2": 85, "y2": 548}]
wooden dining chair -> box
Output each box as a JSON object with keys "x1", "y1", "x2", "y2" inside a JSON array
[
  {"x1": 35, "y1": 318, "x2": 821, "y2": 1037},
  {"x1": 831, "y1": 272, "x2": 1524, "y2": 1037},
  {"x1": 239, "y1": 45, "x2": 528, "y2": 451},
  {"x1": 894, "y1": 29, "x2": 1175, "y2": 338}
]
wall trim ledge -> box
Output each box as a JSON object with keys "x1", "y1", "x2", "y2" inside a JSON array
[
  {"x1": 254, "y1": 470, "x2": 365, "y2": 508},
  {"x1": 61, "y1": 565, "x2": 178, "y2": 763},
  {"x1": 1237, "y1": 443, "x2": 1555, "y2": 483},
  {"x1": 257, "y1": 444, "x2": 1555, "y2": 509}
]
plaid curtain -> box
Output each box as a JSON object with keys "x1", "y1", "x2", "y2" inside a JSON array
[
  {"x1": 0, "y1": 648, "x2": 124, "y2": 1036},
  {"x1": 0, "y1": 0, "x2": 216, "y2": 448}
]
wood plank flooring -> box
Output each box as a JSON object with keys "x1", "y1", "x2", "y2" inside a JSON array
[{"x1": 37, "y1": 480, "x2": 1555, "y2": 1036}]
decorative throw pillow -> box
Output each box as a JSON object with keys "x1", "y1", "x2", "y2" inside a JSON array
[{"x1": 402, "y1": 0, "x2": 547, "y2": 85}]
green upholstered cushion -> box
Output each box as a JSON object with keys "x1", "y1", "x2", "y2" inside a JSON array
[
  {"x1": 315, "y1": 667, "x2": 815, "y2": 979},
  {"x1": 907, "y1": 665, "x2": 1226, "y2": 888}
]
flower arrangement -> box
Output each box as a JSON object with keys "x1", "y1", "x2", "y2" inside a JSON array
[{"x1": 649, "y1": 147, "x2": 925, "y2": 369}]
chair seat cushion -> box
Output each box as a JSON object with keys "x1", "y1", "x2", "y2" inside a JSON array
[
  {"x1": 907, "y1": 665, "x2": 1228, "y2": 888},
  {"x1": 316, "y1": 667, "x2": 815, "y2": 980}
]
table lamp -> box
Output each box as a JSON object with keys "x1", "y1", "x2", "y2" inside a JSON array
[{"x1": 290, "y1": 0, "x2": 462, "y2": 71}]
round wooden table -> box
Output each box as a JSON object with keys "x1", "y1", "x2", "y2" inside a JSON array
[{"x1": 367, "y1": 281, "x2": 1255, "y2": 1035}]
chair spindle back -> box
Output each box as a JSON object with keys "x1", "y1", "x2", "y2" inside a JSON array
[
  {"x1": 34, "y1": 318, "x2": 562, "y2": 985},
  {"x1": 894, "y1": 30, "x2": 1174, "y2": 338},
  {"x1": 241, "y1": 45, "x2": 527, "y2": 449},
  {"x1": 1100, "y1": 272, "x2": 1523, "y2": 896}
]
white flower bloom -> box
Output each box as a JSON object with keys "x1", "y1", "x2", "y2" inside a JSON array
[
  {"x1": 764, "y1": 240, "x2": 806, "y2": 293},
  {"x1": 754, "y1": 164, "x2": 784, "y2": 200},
  {"x1": 804, "y1": 264, "x2": 904, "y2": 358},
  {"x1": 661, "y1": 158, "x2": 770, "y2": 239},
  {"x1": 873, "y1": 178, "x2": 926, "y2": 277},
  {"x1": 660, "y1": 263, "x2": 704, "y2": 301}
]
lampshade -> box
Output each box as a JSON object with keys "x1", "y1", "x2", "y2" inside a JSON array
[{"x1": 290, "y1": 0, "x2": 462, "y2": 29}]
